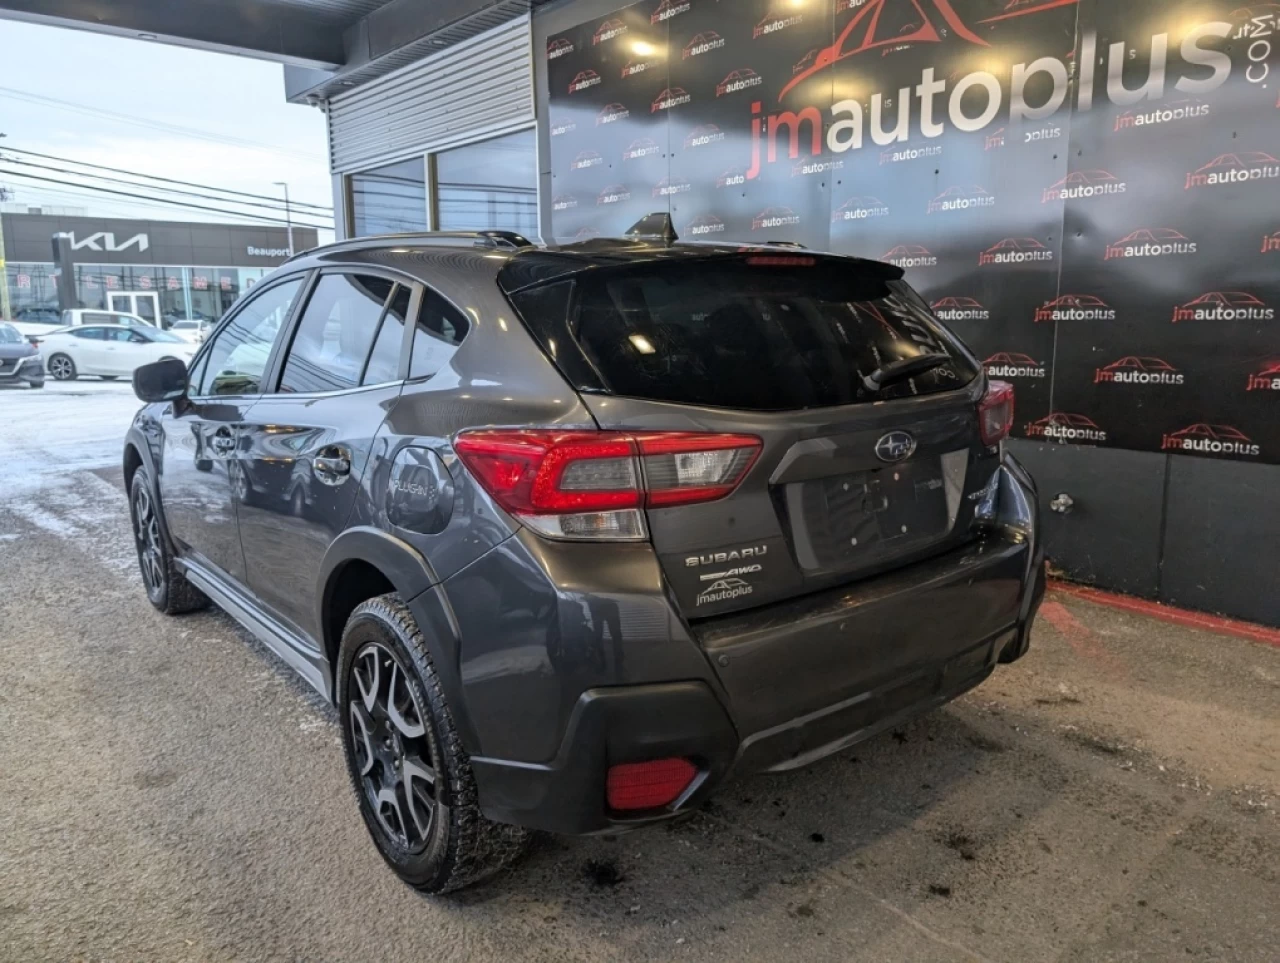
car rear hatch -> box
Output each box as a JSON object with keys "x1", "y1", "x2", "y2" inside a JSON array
[{"x1": 501, "y1": 250, "x2": 1009, "y2": 621}]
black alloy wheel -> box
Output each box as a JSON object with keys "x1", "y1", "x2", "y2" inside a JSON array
[
  {"x1": 132, "y1": 480, "x2": 166, "y2": 602},
  {"x1": 128, "y1": 467, "x2": 209, "y2": 616},
  {"x1": 336, "y1": 595, "x2": 529, "y2": 893},
  {"x1": 348, "y1": 641, "x2": 440, "y2": 853}
]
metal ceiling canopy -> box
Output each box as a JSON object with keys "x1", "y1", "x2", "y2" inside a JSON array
[{"x1": 0, "y1": 0, "x2": 538, "y2": 95}]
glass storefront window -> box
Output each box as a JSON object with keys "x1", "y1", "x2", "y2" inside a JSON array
[
  {"x1": 350, "y1": 157, "x2": 428, "y2": 237},
  {"x1": 436, "y1": 129, "x2": 536, "y2": 235}
]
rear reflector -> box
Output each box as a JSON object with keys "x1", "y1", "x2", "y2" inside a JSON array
[
  {"x1": 606, "y1": 758, "x2": 698, "y2": 811},
  {"x1": 978, "y1": 380, "x2": 1015, "y2": 447},
  {"x1": 454, "y1": 429, "x2": 761, "y2": 539}
]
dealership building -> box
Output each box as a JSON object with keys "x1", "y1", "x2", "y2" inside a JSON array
[
  {"x1": 5, "y1": 0, "x2": 1276, "y2": 625},
  {"x1": 0, "y1": 208, "x2": 318, "y2": 324}
]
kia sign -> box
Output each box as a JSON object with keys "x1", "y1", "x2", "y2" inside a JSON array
[{"x1": 544, "y1": 0, "x2": 1279, "y2": 464}]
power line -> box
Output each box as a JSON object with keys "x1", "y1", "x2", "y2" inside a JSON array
[
  {"x1": 0, "y1": 85, "x2": 320, "y2": 162},
  {"x1": 0, "y1": 168, "x2": 332, "y2": 229},
  {"x1": 0, "y1": 146, "x2": 333, "y2": 211},
  {"x1": 2, "y1": 156, "x2": 326, "y2": 219}
]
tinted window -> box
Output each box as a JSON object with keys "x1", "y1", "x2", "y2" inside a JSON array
[
  {"x1": 136, "y1": 327, "x2": 186, "y2": 343},
  {"x1": 508, "y1": 257, "x2": 978, "y2": 411},
  {"x1": 0, "y1": 324, "x2": 21, "y2": 344},
  {"x1": 278, "y1": 274, "x2": 392, "y2": 393},
  {"x1": 71, "y1": 327, "x2": 106, "y2": 340},
  {"x1": 106, "y1": 328, "x2": 137, "y2": 342},
  {"x1": 198, "y1": 278, "x2": 302, "y2": 396},
  {"x1": 409, "y1": 290, "x2": 468, "y2": 381},
  {"x1": 361, "y1": 284, "x2": 411, "y2": 385}
]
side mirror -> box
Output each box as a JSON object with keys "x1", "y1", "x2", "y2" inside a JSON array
[{"x1": 133, "y1": 357, "x2": 189, "y2": 402}]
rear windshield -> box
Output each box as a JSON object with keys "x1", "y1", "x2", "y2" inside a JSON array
[{"x1": 506, "y1": 256, "x2": 978, "y2": 411}]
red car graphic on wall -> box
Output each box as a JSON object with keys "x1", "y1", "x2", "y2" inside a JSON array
[
  {"x1": 651, "y1": 87, "x2": 690, "y2": 111},
  {"x1": 1101, "y1": 357, "x2": 1177, "y2": 374},
  {"x1": 1184, "y1": 291, "x2": 1266, "y2": 308},
  {"x1": 932, "y1": 296, "x2": 984, "y2": 310},
  {"x1": 985, "y1": 352, "x2": 1041, "y2": 365},
  {"x1": 568, "y1": 70, "x2": 600, "y2": 93},
  {"x1": 1164, "y1": 424, "x2": 1252, "y2": 445},
  {"x1": 883, "y1": 244, "x2": 934, "y2": 257}
]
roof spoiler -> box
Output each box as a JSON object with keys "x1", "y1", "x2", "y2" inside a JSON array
[{"x1": 625, "y1": 212, "x2": 678, "y2": 244}]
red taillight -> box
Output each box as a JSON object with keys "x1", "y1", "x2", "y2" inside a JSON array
[
  {"x1": 454, "y1": 429, "x2": 760, "y2": 540},
  {"x1": 978, "y1": 380, "x2": 1015, "y2": 447},
  {"x1": 744, "y1": 255, "x2": 815, "y2": 267},
  {"x1": 606, "y1": 758, "x2": 698, "y2": 811}
]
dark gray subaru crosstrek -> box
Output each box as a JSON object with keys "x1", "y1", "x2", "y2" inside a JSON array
[{"x1": 124, "y1": 218, "x2": 1044, "y2": 893}]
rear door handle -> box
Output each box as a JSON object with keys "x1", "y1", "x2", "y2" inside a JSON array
[{"x1": 314, "y1": 446, "x2": 351, "y2": 484}]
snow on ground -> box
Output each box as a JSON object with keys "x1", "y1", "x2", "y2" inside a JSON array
[
  {"x1": 0, "y1": 380, "x2": 140, "y2": 497},
  {"x1": 0, "y1": 380, "x2": 143, "y2": 573}
]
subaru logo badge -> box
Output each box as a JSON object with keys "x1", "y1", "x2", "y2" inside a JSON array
[{"x1": 874, "y1": 431, "x2": 916, "y2": 463}]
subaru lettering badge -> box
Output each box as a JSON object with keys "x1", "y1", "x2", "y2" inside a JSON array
[{"x1": 875, "y1": 431, "x2": 916, "y2": 463}]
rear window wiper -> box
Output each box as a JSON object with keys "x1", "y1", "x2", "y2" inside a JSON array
[{"x1": 862, "y1": 352, "x2": 951, "y2": 391}]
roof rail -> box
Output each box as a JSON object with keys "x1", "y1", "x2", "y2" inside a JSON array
[{"x1": 284, "y1": 230, "x2": 535, "y2": 263}]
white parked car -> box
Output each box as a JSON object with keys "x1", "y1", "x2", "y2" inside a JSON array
[
  {"x1": 10, "y1": 308, "x2": 156, "y2": 343},
  {"x1": 40, "y1": 323, "x2": 196, "y2": 382},
  {"x1": 168, "y1": 319, "x2": 213, "y2": 343}
]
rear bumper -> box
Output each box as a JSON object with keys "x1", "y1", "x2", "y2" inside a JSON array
[{"x1": 471, "y1": 457, "x2": 1044, "y2": 834}]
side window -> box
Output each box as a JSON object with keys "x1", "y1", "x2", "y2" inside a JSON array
[
  {"x1": 409, "y1": 290, "x2": 469, "y2": 381},
  {"x1": 197, "y1": 278, "x2": 303, "y2": 397},
  {"x1": 72, "y1": 327, "x2": 106, "y2": 340},
  {"x1": 82, "y1": 312, "x2": 114, "y2": 325},
  {"x1": 361, "y1": 284, "x2": 411, "y2": 386},
  {"x1": 277, "y1": 274, "x2": 392, "y2": 393}
]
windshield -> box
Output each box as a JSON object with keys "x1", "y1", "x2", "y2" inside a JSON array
[
  {"x1": 0, "y1": 324, "x2": 23, "y2": 343},
  {"x1": 508, "y1": 255, "x2": 978, "y2": 411}
]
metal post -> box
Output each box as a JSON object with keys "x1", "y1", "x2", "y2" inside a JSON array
[
  {"x1": 0, "y1": 204, "x2": 11, "y2": 321},
  {"x1": 274, "y1": 181, "x2": 294, "y2": 255}
]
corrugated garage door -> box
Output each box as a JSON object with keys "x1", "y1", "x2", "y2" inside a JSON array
[{"x1": 327, "y1": 17, "x2": 533, "y2": 175}]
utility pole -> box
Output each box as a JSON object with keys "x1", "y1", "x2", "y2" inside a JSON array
[
  {"x1": 273, "y1": 181, "x2": 294, "y2": 255},
  {"x1": 0, "y1": 132, "x2": 10, "y2": 320}
]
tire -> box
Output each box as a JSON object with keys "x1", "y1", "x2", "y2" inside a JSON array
[
  {"x1": 129, "y1": 467, "x2": 209, "y2": 616},
  {"x1": 47, "y1": 353, "x2": 77, "y2": 381},
  {"x1": 30, "y1": 382, "x2": 44, "y2": 390},
  {"x1": 337, "y1": 594, "x2": 529, "y2": 893}
]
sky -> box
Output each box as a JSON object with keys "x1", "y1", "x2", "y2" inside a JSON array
[{"x1": 0, "y1": 20, "x2": 335, "y2": 239}]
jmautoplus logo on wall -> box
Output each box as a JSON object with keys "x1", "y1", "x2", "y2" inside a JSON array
[
  {"x1": 1042, "y1": 170, "x2": 1127, "y2": 203},
  {"x1": 752, "y1": 207, "x2": 801, "y2": 230},
  {"x1": 652, "y1": 87, "x2": 691, "y2": 111},
  {"x1": 882, "y1": 244, "x2": 937, "y2": 268},
  {"x1": 832, "y1": 195, "x2": 889, "y2": 221},
  {"x1": 571, "y1": 150, "x2": 603, "y2": 170},
  {"x1": 596, "y1": 185, "x2": 631, "y2": 205},
  {"x1": 793, "y1": 157, "x2": 843, "y2": 176},
  {"x1": 1026, "y1": 413, "x2": 1108, "y2": 444},
  {"x1": 596, "y1": 103, "x2": 630, "y2": 125},
  {"x1": 717, "y1": 69, "x2": 763, "y2": 97},
  {"x1": 1262, "y1": 230, "x2": 1280, "y2": 253},
  {"x1": 1185, "y1": 152, "x2": 1280, "y2": 189},
  {"x1": 623, "y1": 137, "x2": 662, "y2": 160},
  {"x1": 1034, "y1": 294, "x2": 1115, "y2": 322},
  {"x1": 716, "y1": 168, "x2": 747, "y2": 188},
  {"x1": 984, "y1": 352, "x2": 1045, "y2": 379},
  {"x1": 881, "y1": 144, "x2": 943, "y2": 165},
  {"x1": 683, "y1": 31, "x2": 725, "y2": 59},
  {"x1": 684, "y1": 124, "x2": 725, "y2": 148},
  {"x1": 1104, "y1": 228, "x2": 1197, "y2": 261},
  {"x1": 651, "y1": 0, "x2": 690, "y2": 24},
  {"x1": 931, "y1": 296, "x2": 988, "y2": 321},
  {"x1": 552, "y1": 194, "x2": 578, "y2": 212},
  {"x1": 754, "y1": 10, "x2": 803, "y2": 38},
  {"x1": 653, "y1": 176, "x2": 692, "y2": 197},
  {"x1": 568, "y1": 70, "x2": 600, "y2": 93},
  {"x1": 547, "y1": 38, "x2": 574, "y2": 60},
  {"x1": 550, "y1": 120, "x2": 576, "y2": 137},
  {"x1": 1247, "y1": 362, "x2": 1280, "y2": 391},
  {"x1": 978, "y1": 237, "x2": 1053, "y2": 266},
  {"x1": 1161, "y1": 424, "x2": 1260, "y2": 457},
  {"x1": 1172, "y1": 291, "x2": 1274, "y2": 322},
  {"x1": 593, "y1": 18, "x2": 627, "y2": 44},
  {"x1": 1113, "y1": 98, "x2": 1209, "y2": 132},
  {"x1": 622, "y1": 57, "x2": 658, "y2": 78},
  {"x1": 687, "y1": 214, "x2": 726, "y2": 235},
  {"x1": 1093, "y1": 357, "x2": 1185, "y2": 386},
  {"x1": 927, "y1": 185, "x2": 995, "y2": 213}
]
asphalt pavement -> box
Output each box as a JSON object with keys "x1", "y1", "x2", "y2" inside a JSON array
[{"x1": 1, "y1": 380, "x2": 1277, "y2": 962}]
